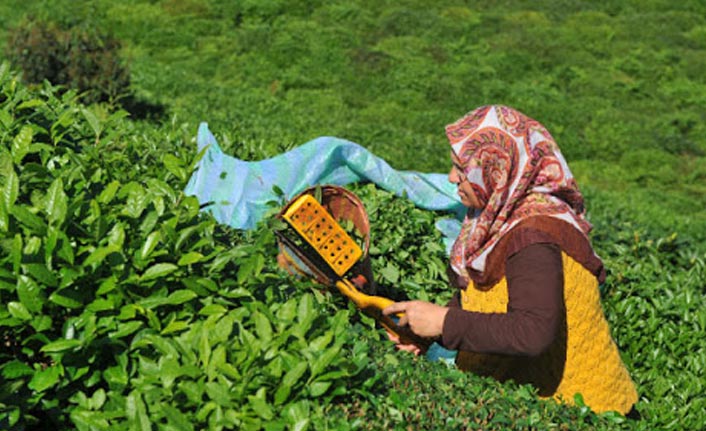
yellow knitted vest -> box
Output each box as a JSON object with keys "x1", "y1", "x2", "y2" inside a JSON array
[{"x1": 456, "y1": 252, "x2": 638, "y2": 414}]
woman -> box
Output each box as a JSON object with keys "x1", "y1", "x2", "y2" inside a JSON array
[{"x1": 383, "y1": 105, "x2": 638, "y2": 415}]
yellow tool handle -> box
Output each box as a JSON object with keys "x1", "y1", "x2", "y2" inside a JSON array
[{"x1": 335, "y1": 279, "x2": 431, "y2": 351}]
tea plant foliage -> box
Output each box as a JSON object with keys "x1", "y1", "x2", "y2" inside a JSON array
[
  {"x1": 0, "y1": 66, "x2": 372, "y2": 430},
  {"x1": 0, "y1": 0, "x2": 705, "y2": 429}
]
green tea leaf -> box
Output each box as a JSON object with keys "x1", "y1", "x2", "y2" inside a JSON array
[
  {"x1": 237, "y1": 253, "x2": 264, "y2": 284},
  {"x1": 17, "y1": 99, "x2": 44, "y2": 110},
  {"x1": 253, "y1": 311, "x2": 273, "y2": 342},
  {"x1": 28, "y1": 364, "x2": 62, "y2": 392},
  {"x1": 96, "y1": 276, "x2": 117, "y2": 295},
  {"x1": 8, "y1": 301, "x2": 31, "y2": 320},
  {"x1": 41, "y1": 338, "x2": 82, "y2": 353},
  {"x1": 297, "y1": 292, "x2": 315, "y2": 331},
  {"x1": 11, "y1": 204, "x2": 47, "y2": 234},
  {"x1": 45, "y1": 178, "x2": 68, "y2": 226},
  {"x1": 0, "y1": 199, "x2": 7, "y2": 232},
  {"x1": 49, "y1": 289, "x2": 84, "y2": 309},
  {"x1": 11, "y1": 233, "x2": 22, "y2": 273},
  {"x1": 141, "y1": 263, "x2": 178, "y2": 281},
  {"x1": 104, "y1": 362, "x2": 129, "y2": 390},
  {"x1": 126, "y1": 391, "x2": 152, "y2": 431},
  {"x1": 108, "y1": 222, "x2": 126, "y2": 248},
  {"x1": 86, "y1": 298, "x2": 114, "y2": 313},
  {"x1": 380, "y1": 264, "x2": 400, "y2": 284},
  {"x1": 122, "y1": 187, "x2": 149, "y2": 219},
  {"x1": 50, "y1": 107, "x2": 77, "y2": 142},
  {"x1": 11, "y1": 125, "x2": 33, "y2": 164},
  {"x1": 163, "y1": 404, "x2": 195, "y2": 431},
  {"x1": 82, "y1": 107, "x2": 102, "y2": 138},
  {"x1": 0, "y1": 107, "x2": 12, "y2": 129},
  {"x1": 166, "y1": 289, "x2": 198, "y2": 305},
  {"x1": 178, "y1": 251, "x2": 204, "y2": 266},
  {"x1": 70, "y1": 410, "x2": 111, "y2": 430},
  {"x1": 31, "y1": 314, "x2": 52, "y2": 332},
  {"x1": 283, "y1": 400, "x2": 311, "y2": 430},
  {"x1": 1, "y1": 360, "x2": 33, "y2": 378},
  {"x1": 199, "y1": 330, "x2": 212, "y2": 368},
  {"x1": 23, "y1": 263, "x2": 58, "y2": 287},
  {"x1": 98, "y1": 180, "x2": 121, "y2": 204},
  {"x1": 310, "y1": 345, "x2": 341, "y2": 378},
  {"x1": 199, "y1": 304, "x2": 227, "y2": 316},
  {"x1": 205, "y1": 381, "x2": 231, "y2": 406},
  {"x1": 139, "y1": 231, "x2": 161, "y2": 260},
  {"x1": 212, "y1": 313, "x2": 235, "y2": 344},
  {"x1": 275, "y1": 362, "x2": 308, "y2": 405},
  {"x1": 16, "y1": 275, "x2": 45, "y2": 313},
  {"x1": 110, "y1": 321, "x2": 143, "y2": 339},
  {"x1": 164, "y1": 154, "x2": 186, "y2": 182},
  {"x1": 83, "y1": 244, "x2": 121, "y2": 268},
  {"x1": 248, "y1": 392, "x2": 274, "y2": 420},
  {"x1": 2, "y1": 166, "x2": 18, "y2": 208},
  {"x1": 161, "y1": 320, "x2": 189, "y2": 335},
  {"x1": 277, "y1": 298, "x2": 297, "y2": 324},
  {"x1": 308, "y1": 381, "x2": 332, "y2": 397}
]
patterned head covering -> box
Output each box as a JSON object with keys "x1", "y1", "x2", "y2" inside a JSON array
[{"x1": 446, "y1": 105, "x2": 601, "y2": 284}]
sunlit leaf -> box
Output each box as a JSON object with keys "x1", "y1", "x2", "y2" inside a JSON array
[
  {"x1": 165, "y1": 289, "x2": 198, "y2": 305},
  {"x1": 98, "y1": 180, "x2": 121, "y2": 205},
  {"x1": 164, "y1": 154, "x2": 186, "y2": 182},
  {"x1": 16, "y1": 275, "x2": 45, "y2": 313},
  {"x1": 126, "y1": 391, "x2": 151, "y2": 431},
  {"x1": 140, "y1": 230, "x2": 161, "y2": 260},
  {"x1": 82, "y1": 107, "x2": 102, "y2": 138},
  {"x1": 11, "y1": 125, "x2": 33, "y2": 164},
  {"x1": 8, "y1": 301, "x2": 31, "y2": 320},
  {"x1": 41, "y1": 338, "x2": 82, "y2": 353},
  {"x1": 178, "y1": 251, "x2": 204, "y2": 266},
  {"x1": 141, "y1": 263, "x2": 178, "y2": 281},
  {"x1": 2, "y1": 164, "x2": 19, "y2": 208},
  {"x1": 83, "y1": 244, "x2": 121, "y2": 268},
  {"x1": 163, "y1": 405, "x2": 194, "y2": 431},
  {"x1": 49, "y1": 289, "x2": 84, "y2": 309},
  {"x1": 1, "y1": 360, "x2": 33, "y2": 379},
  {"x1": 45, "y1": 178, "x2": 68, "y2": 225},
  {"x1": 253, "y1": 311, "x2": 273, "y2": 342},
  {"x1": 275, "y1": 362, "x2": 308, "y2": 406},
  {"x1": 110, "y1": 321, "x2": 143, "y2": 339},
  {"x1": 28, "y1": 364, "x2": 63, "y2": 392},
  {"x1": 161, "y1": 320, "x2": 189, "y2": 335}
]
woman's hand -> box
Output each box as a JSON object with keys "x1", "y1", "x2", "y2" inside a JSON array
[
  {"x1": 385, "y1": 330, "x2": 422, "y2": 356},
  {"x1": 383, "y1": 300, "x2": 449, "y2": 339}
]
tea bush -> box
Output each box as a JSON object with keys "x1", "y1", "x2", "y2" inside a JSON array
[
  {"x1": 1, "y1": 0, "x2": 705, "y2": 429},
  {"x1": 0, "y1": 67, "x2": 371, "y2": 430},
  {"x1": 1, "y1": 61, "x2": 705, "y2": 429},
  {"x1": 5, "y1": 18, "x2": 130, "y2": 105}
]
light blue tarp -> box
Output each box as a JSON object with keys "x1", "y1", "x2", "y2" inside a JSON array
[
  {"x1": 184, "y1": 122, "x2": 461, "y2": 363},
  {"x1": 185, "y1": 123, "x2": 465, "y2": 250}
]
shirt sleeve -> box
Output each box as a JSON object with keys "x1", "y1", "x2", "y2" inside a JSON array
[{"x1": 440, "y1": 243, "x2": 564, "y2": 357}]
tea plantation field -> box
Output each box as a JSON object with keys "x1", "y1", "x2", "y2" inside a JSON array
[{"x1": 1, "y1": 1, "x2": 705, "y2": 430}]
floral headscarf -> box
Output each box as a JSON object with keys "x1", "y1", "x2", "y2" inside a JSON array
[{"x1": 446, "y1": 105, "x2": 603, "y2": 285}]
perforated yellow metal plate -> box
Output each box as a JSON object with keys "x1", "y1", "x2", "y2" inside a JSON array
[{"x1": 282, "y1": 194, "x2": 363, "y2": 276}]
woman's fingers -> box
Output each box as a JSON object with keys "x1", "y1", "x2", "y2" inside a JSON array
[
  {"x1": 396, "y1": 314, "x2": 409, "y2": 327},
  {"x1": 382, "y1": 301, "x2": 408, "y2": 316},
  {"x1": 385, "y1": 330, "x2": 400, "y2": 343},
  {"x1": 386, "y1": 329, "x2": 422, "y2": 356},
  {"x1": 396, "y1": 344, "x2": 421, "y2": 355},
  {"x1": 383, "y1": 301, "x2": 448, "y2": 338}
]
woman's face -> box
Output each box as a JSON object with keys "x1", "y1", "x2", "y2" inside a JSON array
[{"x1": 448, "y1": 151, "x2": 482, "y2": 209}]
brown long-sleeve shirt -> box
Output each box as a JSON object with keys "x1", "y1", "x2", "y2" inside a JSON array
[{"x1": 441, "y1": 242, "x2": 564, "y2": 357}]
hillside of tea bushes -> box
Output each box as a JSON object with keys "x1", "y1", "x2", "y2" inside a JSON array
[{"x1": 1, "y1": 1, "x2": 705, "y2": 429}]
